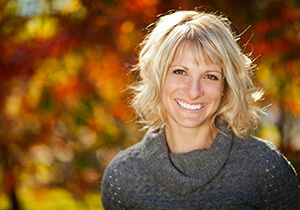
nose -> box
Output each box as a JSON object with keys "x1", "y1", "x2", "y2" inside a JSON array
[{"x1": 184, "y1": 78, "x2": 204, "y2": 100}]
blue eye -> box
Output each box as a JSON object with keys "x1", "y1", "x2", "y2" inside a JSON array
[
  {"x1": 173, "y1": 70, "x2": 186, "y2": 75},
  {"x1": 204, "y1": 74, "x2": 218, "y2": 80}
]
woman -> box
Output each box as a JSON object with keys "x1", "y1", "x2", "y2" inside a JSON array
[{"x1": 101, "y1": 10, "x2": 299, "y2": 209}]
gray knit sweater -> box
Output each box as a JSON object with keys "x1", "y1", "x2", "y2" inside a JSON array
[{"x1": 101, "y1": 124, "x2": 299, "y2": 209}]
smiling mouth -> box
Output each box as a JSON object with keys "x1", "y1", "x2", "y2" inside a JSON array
[{"x1": 176, "y1": 100, "x2": 204, "y2": 110}]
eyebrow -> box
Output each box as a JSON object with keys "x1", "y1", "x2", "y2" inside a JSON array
[
  {"x1": 205, "y1": 69, "x2": 222, "y2": 74},
  {"x1": 169, "y1": 65, "x2": 188, "y2": 70},
  {"x1": 169, "y1": 65, "x2": 222, "y2": 74}
]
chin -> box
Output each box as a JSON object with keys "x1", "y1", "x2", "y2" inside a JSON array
[{"x1": 174, "y1": 118, "x2": 211, "y2": 129}]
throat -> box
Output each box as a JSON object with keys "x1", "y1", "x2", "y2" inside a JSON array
[{"x1": 165, "y1": 125, "x2": 217, "y2": 153}]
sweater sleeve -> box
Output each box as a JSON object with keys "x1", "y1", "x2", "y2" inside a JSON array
[
  {"x1": 257, "y1": 142, "x2": 299, "y2": 209},
  {"x1": 101, "y1": 152, "x2": 127, "y2": 210}
]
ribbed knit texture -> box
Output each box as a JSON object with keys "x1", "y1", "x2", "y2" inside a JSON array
[{"x1": 101, "y1": 124, "x2": 299, "y2": 209}]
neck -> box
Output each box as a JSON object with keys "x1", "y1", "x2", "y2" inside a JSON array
[{"x1": 165, "y1": 121, "x2": 217, "y2": 153}]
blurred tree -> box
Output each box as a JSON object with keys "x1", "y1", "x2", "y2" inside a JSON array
[
  {"x1": 0, "y1": 0, "x2": 299, "y2": 208},
  {"x1": 252, "y1": 1, "x2": 300, "y2": 153}
]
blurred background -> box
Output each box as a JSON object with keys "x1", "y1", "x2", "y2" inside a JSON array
[{"x1": 0, "y1": 0, "x2": 299, "y2": 209}]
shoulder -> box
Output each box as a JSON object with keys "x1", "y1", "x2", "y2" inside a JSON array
[
  {"x1": 233, "y1": 134, "x2": 296, "y2": 178},
  {"x1": 106, "y1": 141, "x2": 144, "y2": 173},
  {"x1": 233, "y1": 135, "x2": 299, "y2": 208},
  {"x1": 233, "y1": 134, "x2": 289, "y2": 163},
  {"x1": 244, "y1": 135, "x2": 295, "y2": 170},
  {"x1": 102, "y1": 141, "x2": 145, "y2": 181},
  {"x1": 101, "y1": 142, "x2": 145, "y2": 208}
]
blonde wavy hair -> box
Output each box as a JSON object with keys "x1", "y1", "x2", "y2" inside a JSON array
[{"x1": 130, "y1": 10, "x2": 264, "y2": 138}]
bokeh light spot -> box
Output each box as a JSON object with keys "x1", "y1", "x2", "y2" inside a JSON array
[{"x1": 121, "y1": 21, "x2": 135, "y2": 34}]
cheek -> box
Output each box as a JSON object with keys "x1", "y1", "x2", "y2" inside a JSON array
[
  {"x1": 205, "y1": 84, "x2": 223, "y2": 101},
  {"x1": 161, "y1": 82, "x2": 170, "y2": 106},
  {"x1": 162, "y1": 77, "x2": 179, "y2": 95},
  {"x1": 161, "y1": 77, "x2": 181, "y2": 107}
]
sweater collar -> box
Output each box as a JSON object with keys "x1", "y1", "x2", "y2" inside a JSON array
[{"x1": 141, "y1": 123, "x2": 233, "y2": 195}]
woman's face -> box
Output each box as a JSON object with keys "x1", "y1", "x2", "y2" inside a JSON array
[{"x1": 161, "y1": 43, "x2": 224, "y2": 130}]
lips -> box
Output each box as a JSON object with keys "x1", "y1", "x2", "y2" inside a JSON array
[{"x1": 176, "y1": 99, "x2": 204, "y2": 110}]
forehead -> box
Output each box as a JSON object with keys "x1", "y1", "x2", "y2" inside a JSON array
[{"x1": 173, "y1": 41, "x2": 217, "y2": 67}]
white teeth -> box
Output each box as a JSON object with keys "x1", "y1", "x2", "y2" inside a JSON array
[{"x1": 176, "y1": 100, "x2": 204, "y2": 110}]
